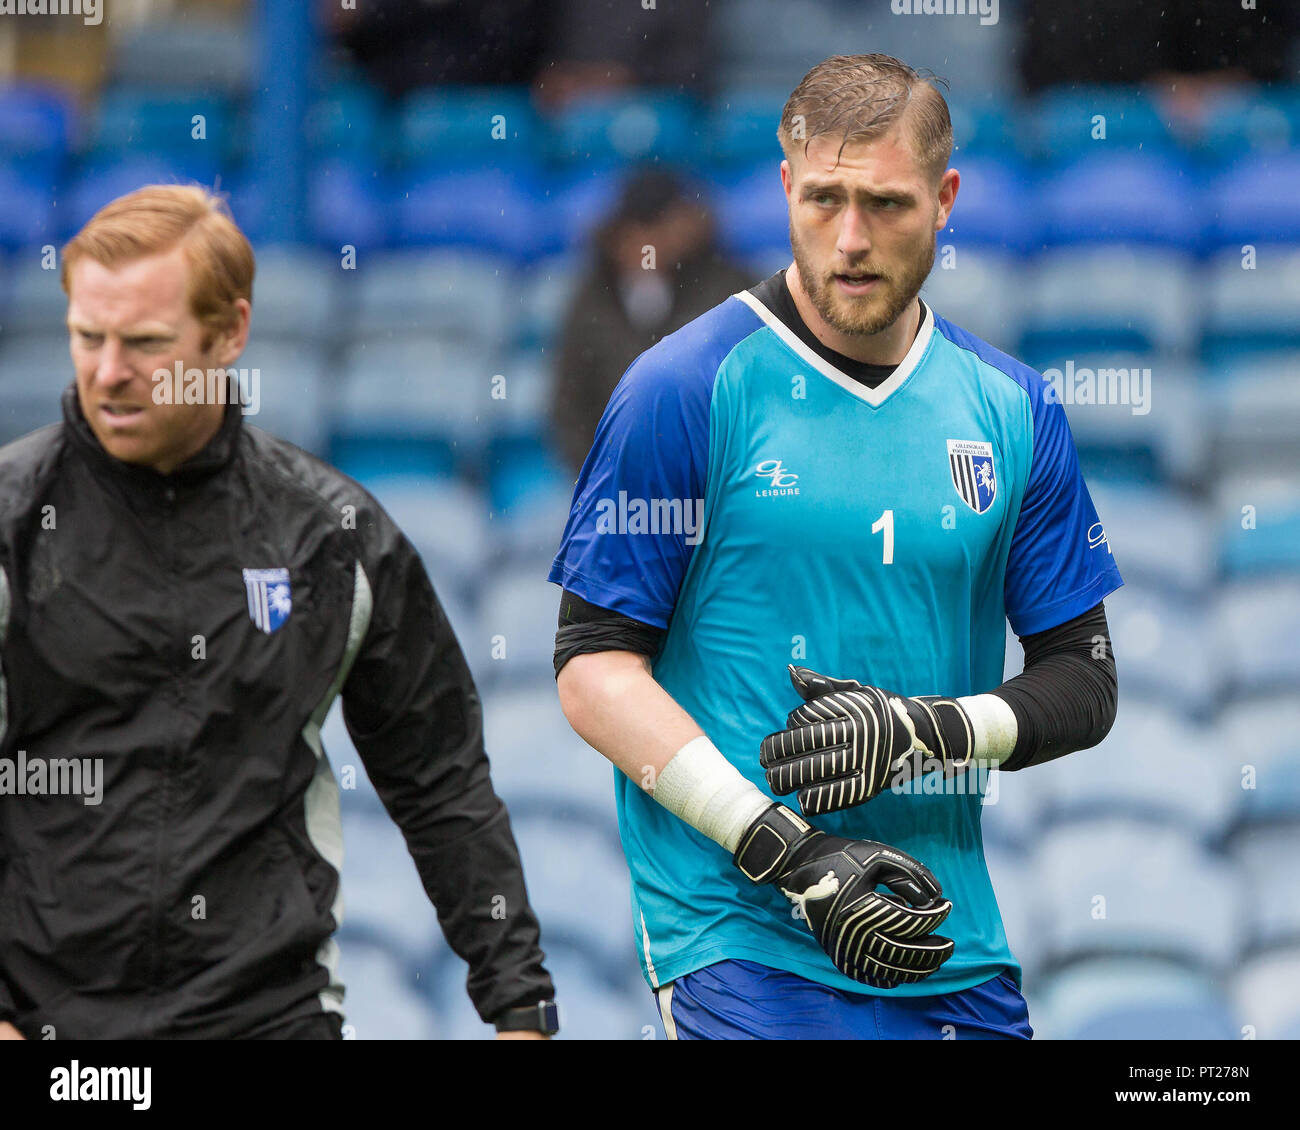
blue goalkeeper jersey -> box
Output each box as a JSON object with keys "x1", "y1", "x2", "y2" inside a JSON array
[{"x1": 548, "y1": 279, "x2": 1123, "y2": 997}]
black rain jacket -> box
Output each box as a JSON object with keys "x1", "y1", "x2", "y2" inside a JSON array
[{"x1": 0, "y1": 388, "x2": 553, "y2": 1038}]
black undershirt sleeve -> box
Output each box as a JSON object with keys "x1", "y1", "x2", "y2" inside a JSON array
[
  {"x1": 992, "y1": 601, "x2": 1117, "y2": 772},
  {"x1": 552, "y1": 590, "x2": 1118, "y2": 773},
  {"x1": 553, "y1": 589, "x2": 665, "y2": 676}
]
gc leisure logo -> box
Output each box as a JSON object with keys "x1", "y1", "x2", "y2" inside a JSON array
[{"x1": 754, "y1": 459, "x2": 801, "y2": 498}]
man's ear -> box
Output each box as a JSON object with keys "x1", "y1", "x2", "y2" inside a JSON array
[
  {"x1": 934, "y1": 167, "x2": 960, "y2": 232},
  {"x1": 780, "y1": 158, "x2": 793, "y2": 202},
  {"x1": 212, "y1": 298, "x2": 252, "y2": 366}
]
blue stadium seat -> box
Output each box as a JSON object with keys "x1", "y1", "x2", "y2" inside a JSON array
[
  {"x1": 982, "y1": 845, "x2": 1042, "y2": 982},
  {"x1": 397, "y1": 86, "x2": 543, "y2": 169},
  {"x1": 350, "y1": 248, "x2": 511, "y2": 341},
  {"x1": 1202, "y1": 247, "x2": 1300, "y2": 365},
  {"x1": 1205, "y1": 357, "x2": 1300, "y2": 479},
  {"x1": 334, "y1": 934, "x2": 441, "y2": 1040},
  {"x1": 943, "y1": 156, "x2": 1038, "y2": 252},
  {"x1": 334, "y1": 336, "x2": 501, "y2": 459},
  {"x1": 1231, "y1": 945, "x2": 1300, "y2": 1040},
  {"x1": 715, "y1": 0, "x2": 841, "y2": 90},
  {"x1": 429, "y1": 934, "x2": 649, "y2": 1040},
  {"x1": 339, "y1": 808, "x2": 447, "y2": 964},
  {"x1": 1104, "y1": 585, "x2": 1218, "y2": 715},
  {"x1": 0, "y1": 83, "x2": 73, "y2": 180},
  {"x1": 223, "y1": 173, "x2": 273, "y2": 245},
  {"x1": 0, "y1": 174, "x2": 55, "y2": 250},
  {"x1": 1216, "y1": 580, "x2": 1300, "y2": 698},
  {"x1": 546, "y1": 91, "x2": 704, "y2": 169},
  {"x1": 394, "y1": 166, "x2": 560, "y2": 261},
  {"x1": 1036, "y1": 957, "x2": 1236, "y2": 1040},
  {"x1": 827, "y1": 0, "x2": 1020, "y2": 98},
  {"x1": 1088, "y1": 483, "x2": 1214, "y2": 596},
  {"x1": 475, "y1": 565, "x2": 564, "y2": 685},
  {"x1": 1023, "y1": 352, "x2": 1203, "y2": 487},
  {"x1": 1218, "y1": 695, "x2": 1300, "y2": 826},
  {"x1": 946, "y1": 94, "x2": 1020, "y2": 160},
  {"x1": 487, "y1": 433, "x2": 570, "y2": 516},
  {"x1": 1037, "y1": 697, "x2": 1235, "y2": 840},
  {"x1": 919, "y1": 247, "x2": 1023, "y2": 352},
  {"x1": 1201, "y1": 88, "x2": 1300, "y2": 165},
  {"x1": 1, "y1": 253, "x2": 66, "y2": 335},
  {"x1": 307, "y1": 160, "x2": 390, "y2": 251},
  {"x1": 1038, "y1": 819, "x2": 1245, "y2": 970},
  {"x1": 234, "y1": 339, "x2": 329, "y2": 455},
  {"x1": 89, "y1": 88, "x2": 240, "y2": 163},
  {"x1": 329, "y1": 436, "x2": 460, "y2": 485},
  {"x1": 707, "y1": 89, "x2": 788, "y2": 171},
  {"x1": 304, "y1": 81, "x2": 385, "y2": 162},
  {"x1": 69, "y1": 156, "x2": 224, "y2": 233},
  {"x1": 361, "y1": 474, "x2": 494, "y2": 608},
  {"x1": 1031, "y1": 85, "x2": 1176, "y2": 164},
  {"x1": 1225, "y1": 823, "x2": 1300, "y2": 951},
  {"x1": 515, "y1": 253, "x2": 581, "y2": 349},
  {"x1": 481, "y1": 686, "x2": 616, "y2": 816},
  {"x1": 1020, "y1": 246, "x2": 1196, "y2": 358},
  {"x1": 1215, "y1": 471, "x2": 1300, "y2": 577},
  {"x1": 492, "y1": 479, "x2": 573, "y2": 565},
  {"x1": 745, "y1": 245, "x2": 795, "y2": 279},
  {"x1": 1206, "y1": 151, "x2": 1300, "y2": 248},
  {"x1": 550, "y1": 170, "x2": 622, "y2": 255},
  {"x1": 504, "y1": 807, "x2": 632, "y2": 960},
  {"x1": 320, "y1": 701, "x2": 386, "y2": 817},
  {"x1": 715, "y1": 163, "x2": 789, "y2": 257},
  {"x1": 245, "y1": 244, "x2": 337, "y2": 342},
  {"x1": 485, "y1": 349, "x2": 553, "y2": 424},
  {"x1": 1037, "y1": 153, "x2": 1203, "y2": 249},
  {"x1": 0, "y1": 335, "x2": 70, "y2": 444},
  {"x1": 978, "y1": 733, "x2": 1047, "y2": 851},
  {"x1": 108, "y1": 18, "x2": 255, "y2": 96}
]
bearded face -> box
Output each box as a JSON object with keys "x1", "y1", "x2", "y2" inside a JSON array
[{"x1": 782, "y1": 128, "x2": 954, "y2": 345}]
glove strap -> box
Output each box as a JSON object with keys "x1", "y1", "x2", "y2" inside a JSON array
[{"x1": 733, "y1": 803, "x2": 816, "y2": 882}]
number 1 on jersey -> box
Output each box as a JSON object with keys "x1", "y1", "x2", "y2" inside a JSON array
[{"x1": 872, "y1": 508, "x2": 894, "y2": 565}]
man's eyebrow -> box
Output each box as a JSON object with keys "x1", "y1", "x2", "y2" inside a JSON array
[
  {"x1": 800, "y1": 180, "x2": 918, "y2": 201},
  {"x1": 66, "y1": 321, "x2": 177, "y2": 336}
]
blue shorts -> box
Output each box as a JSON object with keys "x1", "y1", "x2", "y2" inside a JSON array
[{"x1": 654, "y1": 959, "x2": 1032, "y2": 1040}]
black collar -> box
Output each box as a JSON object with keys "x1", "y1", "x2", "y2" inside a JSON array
[
  {"x1": 747, "y1": 270, "x2": 927, "y2": 389},
  {"x1": 61, "y1": 384, "x2": 244, "y2": 490}
]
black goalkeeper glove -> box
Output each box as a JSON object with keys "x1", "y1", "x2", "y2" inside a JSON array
[
  {"x1": 759, "y1": 665, "x2": 977, "y2": 816},
  {"x1": 733, "y1": 802, "x2": 955, "y2": 988}
]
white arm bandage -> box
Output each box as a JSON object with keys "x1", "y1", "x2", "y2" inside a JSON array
[
  {"x1": 955, "y1": 693, "x2": 1019, "y2": 765},
  {"x1": 650, "y1": 736, "x2": 773, "y2": 854}
]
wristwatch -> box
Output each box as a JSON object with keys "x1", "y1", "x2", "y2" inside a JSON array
[{"x1": 494, "y1": 1000, "x2": 560, "y2": 1035}]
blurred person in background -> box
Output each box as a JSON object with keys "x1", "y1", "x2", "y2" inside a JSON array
[
  {"x1": 535, "y1": 0, "x2": 714, "y2": 109},
  {"x1": 325, "y1": 0, "x2": 550, "y2": 96},
  {"x1": 550, "y1": 167, "x2": 752, "y2": 475},
  {"x1": 324, "y1": 0, "x2": 711, "y2": 105},
  {"x1": 0, "y1": 185, "x2": 558, "y2": 1041},
  {"x1": 1019, "y1": 0, "x2": 1300, "y2": 129}
]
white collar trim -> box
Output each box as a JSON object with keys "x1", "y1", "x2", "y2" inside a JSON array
[{"x1": 734, "y1": 289, "x2": 934, "y2": 408}]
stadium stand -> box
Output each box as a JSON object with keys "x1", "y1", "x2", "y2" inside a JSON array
[{"x1": 2, "y1": 0, "x2": 1295, "y2": 1040}]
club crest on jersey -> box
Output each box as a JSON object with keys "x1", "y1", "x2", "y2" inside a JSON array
[
  {"x1": 243, "y1": 568, "x2": 292, "y2": 634},
  {"x1": 947, "y1": 440, "x2": 997, "y2": 514}
]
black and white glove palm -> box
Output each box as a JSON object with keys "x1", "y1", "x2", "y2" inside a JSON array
[
  {"x1": 734, "y1": 803, "x2": 955, "y2": 988},
  {"x1": 759, "y1": 665, "x2": 977, "y2": 816}
]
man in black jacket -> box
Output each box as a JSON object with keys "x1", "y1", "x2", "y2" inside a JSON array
[{"x1": 0, "y1": 185, "x2": 557, "y2": 1040}]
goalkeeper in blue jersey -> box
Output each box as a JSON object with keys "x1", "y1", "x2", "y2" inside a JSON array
[{"x1": 549, "y1": 54, "x2": 1122, "y2": 1040}]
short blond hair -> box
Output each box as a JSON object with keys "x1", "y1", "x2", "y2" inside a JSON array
[
  {"x1": 61, "y1": 184, "x2": 255, "y2": 348},
  {"x1": 779, "y1": 54, "x2": 953, "y2": 182}
]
